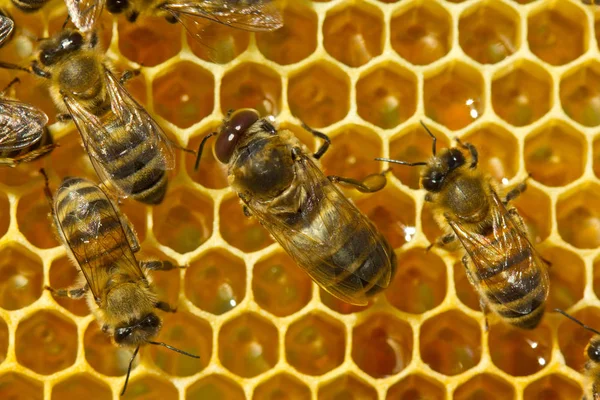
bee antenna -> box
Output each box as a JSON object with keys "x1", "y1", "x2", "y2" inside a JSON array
[
  {"x1": 121, "y1": 345, "x2": 140, "y2": 396},
  {"x1": 146, "y1": 340, "x2": 200, "y2": 359},
  {"x1": 194, "y1": 131, "x2": 217, "y2": 171},
  {"x1": 375, "y1": 158, "x2": 428, "y2": 167},
  {"x1": 419, "y1": 120, "x2": 437, "y2": 156},
  {"x1": 554, "y1": 308, "x2": 600, "y2": 336}
]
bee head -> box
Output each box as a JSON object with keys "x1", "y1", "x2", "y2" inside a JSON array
[
  {"x1": 588, "y1": 337, "x2": 600, "y2": 363},
  {"x1": 106, "y1": 0, "x2": 129, "y2": 15},
  {"x1": 39, "y1": 30, "x2": 84, "y2": 66},
  {"x1": 214, "y1": 108, "x2": 261, "y2": 163},
  {"x1": 421, "y1": 148, "x2": 465, "y2": 192},
  {"x1": 114, "y1": 313, "x2": 161, "y2": 347}
]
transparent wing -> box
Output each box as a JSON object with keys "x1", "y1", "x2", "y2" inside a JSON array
[
  {"x1": 65, "y1": 0, "x2": 105, "y2": 32},
  {"x1": 0, "y1": 14, "x2": 14, "y2": 47},
  {"x1": 448, "y1": 190, "x2": 549, "y2": 315},
  {"x1": 0, "y1": 98, "x2": 48, "y2": 151}
]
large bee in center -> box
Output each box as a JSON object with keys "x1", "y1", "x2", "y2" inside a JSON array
[
  {"x1": 195, "y1": 109, "x2": 397, "y2": 305},
  {"x1": 377, "y1": 123, "x2": 549, "y2": 329}
]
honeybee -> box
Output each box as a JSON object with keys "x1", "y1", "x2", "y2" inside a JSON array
[
  {"x1": 194, "y1": 109, "x2": 397, "y2": 305},
  {"x1": 0, "y1": 11, "x2": 14, "y2": 47},
  {"x1": 377, "y1": 123, "x2": 549, "y2": 329},
  {"x1": 41, "y1": 171, "x2": 199, "y2": 395}
]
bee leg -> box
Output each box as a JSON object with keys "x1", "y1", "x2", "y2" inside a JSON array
[
  {"x1": 120, "y1": 69, "x2": 141, "y2": 85},
  {"x1": 57, "y1": 113, "x2": 72, "y2": 122},
  {"x1": 0, "y1": 77, "x2": 20, "y2": 96},
  {"x1": 426, "y1": 233, "x2": 456, "y2": 251},
  {"x1": 155, "y1": 301, "x2": 177, "y2": 313},
  {"x1": 0, "y1": 61, "x2": 31, "y2": 74},
  {"x1": 328, "y1": 171, "x2": 388, "y2": 193},
  {"x1": 503, "y1": 175, "x2": 531, "y2": 205},
  {"x1": 30, "y1": 60, "x2": 51, "y2": 79},
  {"x1": 243, "y1": 205, "x2": 252, "y2": 217},
  {"x1": 141, "y1": 260, "x2": 184, "y2": 271},
  {"x1": 0, "y1": 145, "x2": 56, "y2": 166},
  {"x1": 44, "y1": 284, "x2": 89, "y2": 299},
  {"x1": 455, "y1": 138, "x2": 478, "y2": 168},
  {"x1": 300, "y1": 122, "x2": 331, "y2": 160}
]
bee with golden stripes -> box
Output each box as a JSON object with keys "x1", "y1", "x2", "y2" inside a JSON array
[
  {"x1": 41, "y1": 171, "x2": 199, "y2": 395},
  {"x1": 195, "y1": 109, "x2": 397, "y2": 305},
  {"x1": 377, "y1": 123, "x2": 549, "y2": 329}
]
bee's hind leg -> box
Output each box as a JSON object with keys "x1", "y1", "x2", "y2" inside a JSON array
[
  {"x1": 455, "y1": 138, "x2": 478, "y2": 168},
  {"x1": 427, "y1": 233, "x2": 456, "y2": 251},
  {"x1": 328, "y1": 170, "x2": 389, "y2": 193},
  {"x1": 45, "y1": 284, "x2": 89, "y2": 299},
  {"x1": 503, "y1": 174, "x2": 531, "y2": 205},
  {"x1": 120, "y1": 69, "x2": 141, "y2": 85},
  {"x1": 243, "y1": 205, "x2": 252, "y2": 217},
  {"x1": 300, "y1": 122, "x2": 331, "y2": 160}
]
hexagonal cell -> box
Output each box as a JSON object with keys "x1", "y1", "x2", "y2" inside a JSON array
[
  {"x1": 288, "y1": 62, "x2": 350, "y2": 128},
  {"x1": 492, "y1": 62, "x2": 552, "y2": 127},
  {"x1": 527, "y1": 3, "x2": 586, "y2": 66},
  {"x1": 286, "y1": 313, "x2": 345, "y2": 376},
  {"x1": 510, "y1": 184, "x2": 552, "y2": 244},
  {"x1": 543, "y1": 247, "x2": 584, "y2": 311},
  {"x1": 186, "y1": 375, "x2": 245, "y2": 400},
  {"x1": 557, "y1": 307, "x2": 600, "y2": 372},
  {"x1": 454, "y1": 374, "x2": 515, "y2": 400},
  {"x1": 187, "y1": 21, "x2": 250, "y2": 64},
  {"x1": 49, "y1": 256, "x2": 90, "y2": 317},
  {"x1": 0, "y1": 373, "x2": 42, "y2": 400},
  {"x1": 118, "y1": 16, "x2": 181, "y2": 66},
  {"x1": 560, "y1": 63, "x2": 600, "y2": 126},
  {"x1": 424, "y1": 62, "x2": 484, "y2": 130},
  {"x1": 323, "y1": 3, "x2": 383, "y2": 67},
  {"x1": 386, "y1": 248, "x2": 446, "y2": 314},
  {"x1": 15, "y1": 310, "x2": 77, "y2": 374},
  {"x1": 523, "y1": 374, "x2": 583, "y2": 400},
  {"x1": 84, "y1": 321, "x2": 131, "y2": 376},
  {"x1": 220, "y1": 63, "x2": 282, "y2": 117},
  {"x1": 17, "y1": 187, "x2": 59, "y2": 249},
  {"x1": 461, "y1": 124, "x2": 519, "y2": 183},
  {"x1": 356, "y1": 63, "x2": 417, "y2": 129},
  {"x1": 185, "y1": 249, "x2": 246, "y2": 315},
  {"x1": 420, "y1": 310, "x2": 481, "y2": 376},
  {"x1": 152, "y1": 187, "x2": 213, "y2": 254},
  {"x1": 253, "y1": 373, "x2": 310, "y2": 400},
  {"x1": 0, "y1": 245, "x2": 43, "y2": 310},
  {"x1": 488, "y1": 321, "x2": 552, "y2": 376},
  {"x1": 122, "y1": 375, "x2": 178, "y2": 400},
  {"x1": 51, "y1": 373, "x2": 112, "y2": 400},
  {"x1": 524, "y1": 121, "x2": 586, "y2": 186},
  {"x1": 458, "y1": 3, "x2": 519, "y2": 64},
  {"x1": 454, "y1": 260, "x2": 480, "y2": 312},
  {"x1": 390, "y1": 2, "x2": 451, "y2": 65},
  {"x1": 385, "y1": 374, "x2": 445, "y2": 400},
  {"x1": 218, "y1": 313, "x2": 278, "y2": 378},
  {"x1": 219, "y1": 195, "x2": 273, "y2": 252},
  {"x1": 352, "y1": 313, "x2": 412, "y2": 378},
  {"x1": 187, "y1": 124, "x2": 229, "y2": 190},
  {"x1": 556, "y1": 183, "x2": 600, "y2": 248},
  {"x1": 149, "y1": 311, "x2": 211, "y2": 376},
  {"x1": 256, "y1": 3, "x2": 317, "y2": 65},
  {"x1": 253, "y1": 252, "x2": 312, "y2": 317},
  {"x1": 318, "y1": 375, "x2": 377, "y2": 400},
  {"x1": 152, "y1": 62, "x2": 214, "y2": 128},
  {"x1": 320, "y1": 289, "x2": 370, "y2": 315}
]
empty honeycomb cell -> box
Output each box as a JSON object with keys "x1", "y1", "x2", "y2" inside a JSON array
[
  {"x1": 51, "y1": 373, "x2": 112, "y2": 400},
  {"x1": 17, "y1": 187, "x2": 59, "y2": 249},
  {"x1": 15, "y1": 310, "x2": 77, "y2": 375},
  {"x1": 458, "y1": 2, "x2": 519, "y2": 64},
  {"x1": 186, "y1": 374, "x2": 245, "y2": 400},
  {"x1": 122, "y1": 375, "x2": 179, "y2": 400},
  {"x1": 491, "y1": 61, "x2": 552, "y2": 127},
  {"x1": 187, "y1": 123, "x2": 229, "y2": 190},
  {"x1": 219, "y1": 195, "x2": 273, "y2": 253},
  {"x1": 288, "y1": 62, "x2": 350, "y2": 128},
  {"x1": 218, "y1": 313, "x2": 278, "y2": 378},
  {"x1": 152, "y1": 187, "x2": 213, "y2": 254},
  {"x1": 421, "y1": 201, "x2": 446, "y2": 245},
  {"x1": 352, "y1": 314, "x2": 413, "y2": 378},
  {"x1": 419, "y1": 310, "x2": 481, "y2": 376},
  {"x1": 84, "y1": 321, "x2": 131, "y2": 376},
  {"x1": 320, "y1": 289, "x2": 370, "y2": 315},
  {"x1": 255, "y1": 3, "x2": 317, "y2": 65},
  {"x1": 524, "y1": 121, "x2": 586, "y2": 186},
  {"x1": 285, "y1": 313, "x2": 345, "y2": 376},
  {"x1": 560, "y1": 63, "x2": 600, "y2": 127},
  {"x1": 527, "y1": 3, "x2": 586, "y2": 66},
  {"x1": 152, "y1": 62, "x2": 214, "y2": 129},
  {"x1": 119, "y1": 199, "x2": 148, "y2": 245},
  {"x1": 523, "y1": 374, "x2": 583, "y2": 400},
  {"x1": 149, "y1": 311, "x2": 211, "y2": 376},
  {"x1": 385, "y1": 374, "x2": 445, "y2": 400},
  {"x1": 46, "y1": 131, "x2": 97, "y2": 183},
  {"x1": 510, "y1": 183, "x2": 552, "y2": 244},
  {"x1": 253, "y1": 373, "x2": 310, "y2": 400},
  {"x1": 252, "y1": 252, "x2": 312, "y2": 318},
  {"x1": 356, "y1": 63, "x2": 417, "y2": 129},
  {"x1": 187, "y1": 21, "x2": 250, "y2": 65},
  {"x1": 0, "y1": 245, "x2": 43, "y2": 310},
  {"x1": 557, "y1": 307, "x2": 600, "y2": 373},
  {"x1": 556, "y1": 183, "x2": 600, "y2": 249},
  {"x1": 48, "y1": 256, "x2": 90, "y2": 317},
  {"x1": 454, "y1": 260, "x2": 480, "y2": 312},
  {"x1": 423, "y1": 62, "x2": 484, "y2": 130},
  {"x1": 542, "y1": 247, "x2": 584, "y2": 311},
  {"x1": 220, "y1": 63, "x2": 282, "y2": 117},
  {"x1": 184, "y1": 249, "x2": 246, "y2": 315},
  {"x1": 454, "y1": 373, "x2": 515, "y2": 400},
  {"x1": 0, "y1": 372, "x2": 42, "y2": 400},
  {"x1": 388, "y1": 125, "x2": 450, "y2": 190},
  {"x1": 390, "y1": 2, "x2": 451, "y2": 65},
  {"x1": 323, "y1": 3, "x2": 384, "y2": 67},
  {"x1": 461, "y1": 124, "x2": 519, "y2": 183},
  {"x1": 318, "y1": 375, "x2": 377, "y2": 400},
  {"x1": 385, "y1": 248, "x2": 447, "y2": 314},
  {"x1": 0, "y1": 318, "x2": 6, "y2": 364},
  {"x1": 117, "y1": 16, "x2": 182, "y2": 67},
  {"x1": 355, "y1": 185, "x2": 417, "y2": 249}
]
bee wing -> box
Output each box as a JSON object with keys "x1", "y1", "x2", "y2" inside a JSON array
[
  {"x1": 448, "y1": 189, "x2": 549, "y2": 315},
  {"x1": 0, "y1": 14, "x2": 14, "y2": 47},
  {"x1": 0, "y1": 98, "x2": 48, "y2": 151},
  {"x1": 162, "y1": 0, "x2": 283, "y2": 33},
  {"x1": 65, "y1": 0, "x2": 105, "y2": 32}
]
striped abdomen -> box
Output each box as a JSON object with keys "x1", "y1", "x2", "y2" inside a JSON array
[{"x1": 10, "y1": 0, "x2": 48, "y2": 12}]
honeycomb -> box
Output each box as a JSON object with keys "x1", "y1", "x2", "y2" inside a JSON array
[{"x1": 0, "y1": 0, "x2": 598, "y2": 398}]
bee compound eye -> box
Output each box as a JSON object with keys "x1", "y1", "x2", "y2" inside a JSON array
[
  {"x1": 588, "y1": 343, "x2": 600, "y2": 362},
  {"x1": 215, "y1": 109, "x2": 260, "y2": 163}
]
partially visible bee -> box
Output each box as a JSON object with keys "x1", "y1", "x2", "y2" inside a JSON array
[
  {"x1": 0, "y1": 10, "x2": 14, "y2": 47},
  {"x1": 41, "y1": 171, "x2": 199, "y2": 396},
  {"x1": 194, "y1": 109, "x2": 397, "y2": 305},
  {"x1": 10, "y1": 0, "x2": 50, "y2": 14},
  {"x1": 377, "y1": 123, "x2": 549, "y2": 329}
]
